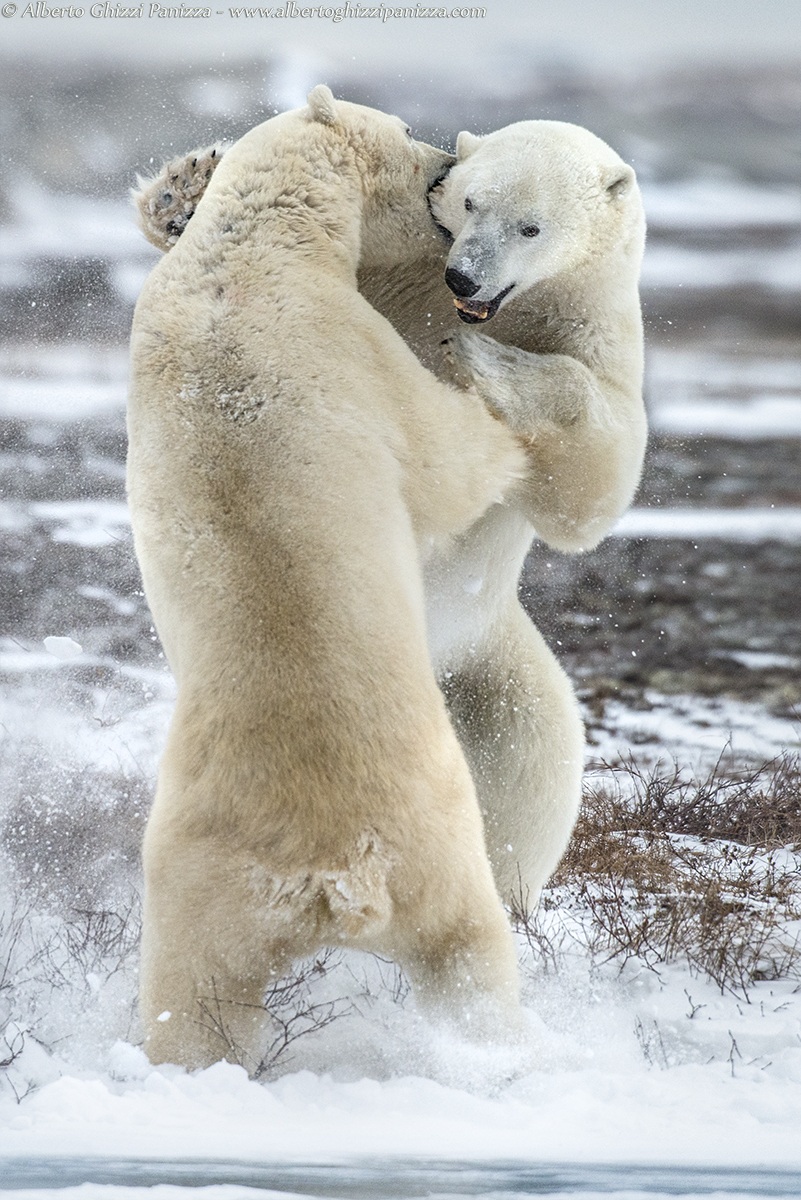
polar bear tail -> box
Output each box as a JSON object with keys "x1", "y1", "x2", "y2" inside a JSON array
[{"x1": 132, "y1": 143, "x2": 228, "y2": 253}]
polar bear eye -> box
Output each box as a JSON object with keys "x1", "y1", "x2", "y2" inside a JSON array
[
  {"x1": 464, "y1": 197, "x2": 474, "y2": 213},
  {"x1": 520, "y1": 223, "x2": 540, "y2": 238}
]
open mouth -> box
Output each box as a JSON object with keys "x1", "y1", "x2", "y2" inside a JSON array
[{"x1": 453, "y1": 283, "x2": 515, "y2": 324}]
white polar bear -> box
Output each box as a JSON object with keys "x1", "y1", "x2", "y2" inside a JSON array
[
  {"x1": 416, "y1": 121, "x2": 647, "y2": 906},
  {"x1": 130, "y1": 87, "x2": 582, "y2": 1072},
  {"x1": 135, "y1": 117, "x2": 646, "y2": 916}
]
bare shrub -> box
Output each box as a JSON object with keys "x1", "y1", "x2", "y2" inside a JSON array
[
  {"x1": 509, "y1": 881, "x2": 570, "y2": 976},
  {"x1": 575, "y1": 750, "x2": 801, "y2": 850},
  {"x1": 0, "y1": 893, "x2": 143, "y2": 1096},
  {"x1": 191, "y1": 950, "x2": 352, "y2": 1079},
  {"x1": 254, "y1": 951, "x2": 352, "y2": 1079},
  {"x1": 36, "y1": 900, "x2": 142, "y2": 993},
  {"x1": 537, "y1": 752, "x2": 801, "y2": 996}
]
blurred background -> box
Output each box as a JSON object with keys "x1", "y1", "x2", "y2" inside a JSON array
[{"x1": 1, "y1": 0, "x2": 800, "y2": 789}]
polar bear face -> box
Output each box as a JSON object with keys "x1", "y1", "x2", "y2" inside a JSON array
[{"x1": 429, "y1": 120, "x2": 640, "y2": 323}]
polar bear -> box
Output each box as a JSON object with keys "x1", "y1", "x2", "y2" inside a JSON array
[
  {"x1": 413, "y1": 121, "x2": 647, "y2": 907},
  {"x1": 135, "y1": 117, "x2": 646, "y2": 916},
  {"x1": 129, "y1": 87, "x2": 585, "y2": 1072}
]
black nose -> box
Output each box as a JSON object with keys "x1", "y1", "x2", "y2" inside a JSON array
[{"x1": 444, "y1": 267, "x2": 480, "y2": 298}]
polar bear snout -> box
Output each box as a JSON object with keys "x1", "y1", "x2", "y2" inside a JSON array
[
  {"x1": 448, "y1": 278, "x2": 516, "y2": 325},
  {"x1": 443, "y1": 236, "x2": 518, "y2": 323},
  {"x1": 444, "y1": 266, "x2": 481, "y2": 299}
]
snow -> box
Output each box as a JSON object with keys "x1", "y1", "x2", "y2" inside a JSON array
[
  {"x1": 0, "y1": 500, "x2": 131, "y2": 548},
  {"x1": 0, "y1": 379, "x2": 129, "y2": 422},
  {"x1": 42, "y1": 637, "x2": 83, "y2": 661},
  {"x1": 8, "y1": 496, "x2": 801, "y2": 560},
  {"x1": 2, "y1": 633, "x2": 800, "y2": 1188},
  {"x1": 641, "y1": 180, "x2": 801, "y2": 231},
  {"x1": 0, "y1": 185, "x2": 155, "y2": 266},
  {"x1": 650, "y1": 396, "x2": 801, "y2": 439},
  {"x1": 646, "y1": 349, "x2": 801, "y2": 397},
  {"x1": 639, "y1": 242, "x2": 801, "y2": 293},
  {"x1": 1, "y1": 978, "x2": 801, "y2": 1168},
  {"x1": 612, "y1": 507, "x2": 801, "y2": 543},
  {"x1": 0, "y1": 971, "x2": 800, "y2": 1177},
  {"x1": 0, "y1": 344, "x2": 131, "y2": 419},
  {"x1": 589, "y1": 692, "x2": 801, "y2": 765}
]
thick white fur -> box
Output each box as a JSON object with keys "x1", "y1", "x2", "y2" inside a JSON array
[
  {"x1": 129, "y1": 90, "x2": 576, "y2": 1072},
  {"x1": 132, "y1": 116, "x2": 645, "y2": 930}
]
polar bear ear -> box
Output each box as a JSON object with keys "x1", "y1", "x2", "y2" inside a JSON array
[
  {"x1": 455, "y1": 130, "x2": 483, "y2": 160},
  {"x1": 307, "y1": 84, "x2": 338, "y2": 126},
  {"x1": 604, "y1": 163, "x2": 635, "y2": 198}
]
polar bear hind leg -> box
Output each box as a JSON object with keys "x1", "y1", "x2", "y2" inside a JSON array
[{"x1": 441, "y1": 601, "x2": 584, "y2": 914}]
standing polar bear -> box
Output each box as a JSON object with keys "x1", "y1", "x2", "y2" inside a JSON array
[
  {"x1": 136, "y1": 116, "x2": 647, "y2": 912},
  {"x1": 416, "y1": 121, "x2": 647, "y2": 906},
  {"x1": 130, "y1": 87, "x2": 587, "y2": 1071}
]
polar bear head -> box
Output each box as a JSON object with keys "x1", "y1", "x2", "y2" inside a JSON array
[
  {"x1": 134, "y1": 87, "x2": 453, "y2": 267},
  {"x1": 428, "y1": 120, "x2": 643, "y2": 324},
  {"x1": 301, "y1": 87, "x2": 454, "y2": 268}
]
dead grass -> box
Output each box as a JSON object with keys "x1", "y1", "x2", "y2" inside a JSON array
[
  {"x1": 514, "y1": 751, "x2": 801, "y2": 996},
  {"x1": 574, "y1": 750, "x2": 801, "y2": 850}
]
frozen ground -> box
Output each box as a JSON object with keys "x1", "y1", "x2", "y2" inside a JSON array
[{"x1": 1, "y1": 52, "x2": 801, "y2": 1200}]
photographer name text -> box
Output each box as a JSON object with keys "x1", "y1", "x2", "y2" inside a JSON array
[{"x1": 6, "y1": 1, "x2": 486, "y2": 17}]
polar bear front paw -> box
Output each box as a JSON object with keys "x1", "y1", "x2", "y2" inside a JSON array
[
  {"x1": 448, "y1": 329, "x2": 540, "y2": 429},
  {"x1": 133, "y1": 144, "x2": 228, "y2": 252}
]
